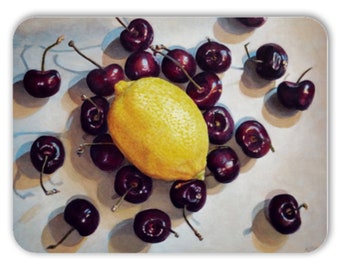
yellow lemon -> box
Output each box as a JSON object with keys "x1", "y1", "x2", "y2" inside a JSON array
[{"x1": 107, "y1": 77, "x2": 209, "y2": 181}]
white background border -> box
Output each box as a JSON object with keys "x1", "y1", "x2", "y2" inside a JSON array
[{"x1": 2, "y1": 1, "x2": 337, "y2": 268}]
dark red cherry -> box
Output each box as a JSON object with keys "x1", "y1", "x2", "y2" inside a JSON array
[
  {"x1": 186, "y1": 71, "x2": 222, "y2": 110},
  {"x1": 170, "y1": 180, "x2": 207, "y2": 212},
  {"x1": 117, "y1": 17, "x2": 154, "y2": 52},
  {"x1": 277, "y1": 68, "x2": 315, "y2": 111},
  {"x1": 195, "y1": 39, "x2": 232, "y2": 73},
  {"x1": 77, "y1": 133, "x2": 125, "y2": 172},
  {"x1": 90, "y1": 134, "x2": 124, "y2": 171},
  {"x1": 254, "y1": 43, "x2": 288, "y2": 81},
  {"x1": 68, "y1": 40, "x2": 124, "y2": 96},
  {"x1": 169, "y1": 180, "x2": 206, "y2": 241},
  {"x1": 124, "y1": 51, "x2": 160, "y2": 80},
  {"x1": 112, "y1": 165, "x2": 153, "y2": 212},
  {"x1": 206, "y1": 146, "x2": 240, "y2": 183},
  {"x1": 86, "y1": 64, "x2": 124, "y2": 96},
  {"x1": 46, "y1": 198, "x2": 100, "y2": 249},
  {"x1": 236, "y1": 17, "x2": 267, "y2": 28},
  {"x1": 23, "y1": 36, "x2": 64, "y2": 98},
  {"x1": 235, "y1": 120, "x2": 274, "y2": 158},
  {"x1": 161, "y1": 48, "x2": 197, "y2": 83},
  {"x1": 203, "y1": 106, "x2": 234, "y2": 145},
  {"x1": 133, "y1": 208, "x2": 178, "y2": 243},
  {"x1": 267, "y1": 193, "x2": 308, "y2": 235},
  {"x1": 30, "y1": 135, "x2": 65, "y2": 195},
  {"x1": 80, "y1": 95, "x2": 109, "y2": 135}
]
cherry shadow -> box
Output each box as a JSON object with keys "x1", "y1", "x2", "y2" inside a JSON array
[
  {"x1": 41, "y1": 199, "x2": 86, "y2": 253},
  {"x1": 13, "y1": 150, "x2": 39, "y2": 199},
  {"x1": 213, "y1": 18, "x2": 256, "y2": 44},
  {"x1": 102, "y1": 27, "x2": 130, "y2": 68},
  {"x1": 239, "y1": 58, "x2": 276, "y2": 98},
  {"x1": 108, "y1": 218, "x2": 149, "y2": 253},
  {"x1": 139, "y1": 179, "x2": 178, "y2": 219},
  {"x1": 249, "y1": 200, "x2": 288, "y2": 252},
  {"x1": 13, "y1": 143, "x2": 63, "y2": 199},
  {"x1": 262, "y1": 88, "x2": 302, "y2": 128},
  {"x1": 62, "y1": 108, "x2": 112, "y2": 183},
  {"x1": 67, "y1": 76, "x2": 94, "y2": 105},
  {"x1": 13, "y1": 79, "x2": 49, "y2": 118}
]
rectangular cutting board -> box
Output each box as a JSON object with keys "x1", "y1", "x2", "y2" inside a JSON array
[{"x1": 12, "y1": 16, "x2": 328, "y2": 253}]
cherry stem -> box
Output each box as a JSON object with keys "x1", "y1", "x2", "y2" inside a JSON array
[
  {"x1": 77, "y1": 142, "x2": 115, "y2": 156},
  {"x1": 41, "y1": 35, "x2": 64, "y2": 72},
  {"x1": 46, "y1": 227, "x2": 75, "y2": 250},
  {"x1": 250, "y1": 135, "x2": 275, "y2": 153},
  {"x1": 169, "y1": 228, "x2": 179, "y2": 238},
  {"x1": 111, "y1": 183, "x2": 138, "y2": 212},
  {"x1": 244, "y1": 43, "x2": 251, "y2": 59},
  {"x1": 183, "y1": 205, "x2": 203, "y2": 241},
  {"x1": 244, "y1": 42, "x2": 263, "y2": 63},
  {"x1": 40, "y1": 155, "x2": 60, "y2": 196},
  {"x1": 115, "y1": 17, "x2": 139, "y2": 36},
  {"x1": 174, "y1": 179, "x2": 197, "y2": 189},
  {"x1": 296, "y1": 67, "x2": 313, "y2": 84},
  {"x1": 286, "y1": 203, "x2": 308, "y2": 215},
  {"x1": 115, "y1": 17, "x2": 128, "y2": 29},
  {"x1": 81, "y1": 94, "x2": 101, "y2": 120},
  {"x1": 68, "y1": 40, "x2": 102, "y2": 69},
  {"x1": 150, "y1": 45, "x2": 202, "y2": 90},
  {"x1": 298, "y1": 203, "x2": 308, "y2": 210}
]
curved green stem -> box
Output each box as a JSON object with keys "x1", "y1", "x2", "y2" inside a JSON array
[
  {"x1": 183, "y1": 205, "x2": 203, "y2": 241},
  {"x1": 46, "y1": 227, "x2": 75, "y2": 250},
  {"x1": 41, "y1": 35, "x2": 64, "y2": 71},
  {"x1": 150, "y1": 45, "x2": 202, "y2": 90},
  {"x1": 77, "y1": 142, "x2": 115, "y2": 156},
  {"x1": 68, "y1": 40, "x2": 102, "y2": 69},
  {"x1": 40, "y1": 155, "x2": 59, "y2": 196},
  {"x1": 297, "y1": 67, "x2": 313, "y2": 84},
  {"x1": 111, "y1": 183, "x2": 138, "y2": 212}
]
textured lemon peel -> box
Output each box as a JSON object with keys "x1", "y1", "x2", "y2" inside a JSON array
[{"x1": 108, "y1": 77, "x2": 209, "y2": 181}]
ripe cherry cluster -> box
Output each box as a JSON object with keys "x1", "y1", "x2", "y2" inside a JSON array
[{"x1": 22, "y1": 17, "x2": 312, "y2": 249}]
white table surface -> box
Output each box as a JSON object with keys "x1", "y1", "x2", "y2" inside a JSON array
[{"x1": 12, "y1": 16, "x2": 328, "y2": 253}]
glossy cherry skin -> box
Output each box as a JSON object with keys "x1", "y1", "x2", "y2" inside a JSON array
[
  {"x1": 255, "y1": 43, "x2": 288, "y2": 81},
  {"x1": 30, "y1": 135, "x2": 65, "y2": 174},
  {"x1": 267, "y1": 194, "x2": 303, "y2": 235},
  {"x1": 80, "y1": 95, "x2": 109, "y2": 135},
  {"x1": 124, "y1": 51, "x2": 160, "y2": 80},
  {"x1": 64, "y1": 198, "x2": 100, "y2": 237},
  {"x1": 133, "y1": 208, "x2": 173, "y2": 243},
  {"x1": 120, "y1": 18, "x2": 154, "y2": 52},
  {"x1": 186, "y1": 71, "x2": 222, "y2": 110},
  {"x1": 203, "y1": 106, "x2": 234, "y2": 145},
  {"x1": 161, "y1": 48, "x2": 196, "y2": 83},
  {"x1": 195, "y1": 40, "x2": 231, "y2": 73},
  {"x1": 23, "y1": 69, "x2": 61, "y2": 98},
  {"x1": 277, "y1": 80, "x2": 315, "y2": 111},
  {"x1": 90, "y1": 133, "x2": 125, "y2": 171},
  {"x1": 207, "y1": 147, "x2": 240, "y2": 183},
  {"x1": 114, "y1": 165, "x2": 152, "y2": 204},
  {"x1": 236, "y1": 17, "x2": 267, "y2": 28},
  {"x1": 235, "y1": 120, "x2": 272, "y2": 158},
  {"x1": 86, "y1": 64, "x2": 124, "y2": 96},
  {"x1": 170, "y1": 180, "x2": 206, "y2": 212}
]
